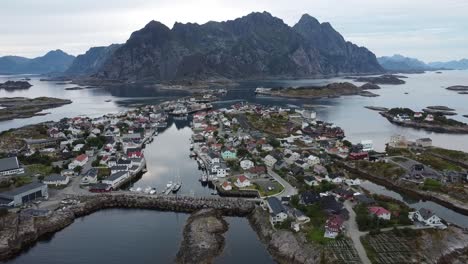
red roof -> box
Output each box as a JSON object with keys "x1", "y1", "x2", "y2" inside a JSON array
[
  {"x1": 222, "y1": 181, "x2": 231, "y2": 187},
  {"x1": 249, "y1": 166, "x2": 266, "y2": 174},
  {"x1": 76, "y1": 154, "x2": 88, "y2": 162},
  {"x1": 238, "y1": 175, "x2": 248, "y2": 183},
  {"x1": 325, "y1": 215, "x2": 344, "y2": 231},
  {"x1": 368, "y1": 206, "x2": 390, "y2": 216}
]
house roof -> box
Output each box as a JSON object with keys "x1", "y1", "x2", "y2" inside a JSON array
[
  {"x1": 266, "y1": 197, "x2": 285, "y2": 215},
  {"x1": 44, "y1": 174, "x2": 67, "y2": 182},
  {"x1": 0, "y1": 157, "x2": 20, "y2": 172},
  {"x1": 84, "y1": 168, "x2": 98, "y2": 178},
  {"x1": 238, "y1": 175, "x2": 248, "y2": 183},
  {"x1": 0, "y1": 182, "x2": 46, "y2": 198},
  {"x1": 418, "y1": 208, "x2": 436, "y2": 220},
  {"x1": 106, "y1": 171, "x2": 128, "y2": 181},
  {"x1": 368, "y1": 206, "x2": 390, "y2": 216},
  {"x1": 75, "y1": 154, "x2": 88, "y2": 162},
  {"x1": 301, "y1": 191, "x2": 321, "y2": 204},
  {"x1": 320, "y1": 196, "x2": 343, "y2": 213}
]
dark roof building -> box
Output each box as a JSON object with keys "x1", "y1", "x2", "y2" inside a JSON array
[
  {"x1": 0, "y1": 157, "x2": 25, "y2": 176},
  {"x1": 0, "y1": 182, "x2": 48, "y2": 207}
]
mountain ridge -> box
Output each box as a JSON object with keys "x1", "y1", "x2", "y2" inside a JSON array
[
  {"x1": 0, "y1": 50, "x2": 75, "y2": 74},
  {"x1": 95, "y1": 12, "x2": 383, "y2": 82}
]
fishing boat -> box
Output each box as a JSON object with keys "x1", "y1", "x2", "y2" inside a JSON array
[
  {"x1": 200, "y1": 171, "x2": 208, "y2": 183},
  {"x1": 149, "y1": 188, "x2": 157, "y2": 195},
  {"x1": 135, "y1": 187, "x2": 142, "y2": 192},
  {"x1": 164, "y1": 181, "x2": 174, "y2": 195},
  {"x1": 143, "y1": 186, "x2": 152, "y2": 194},
  {"x1": 105, "y1": 99, "x2": 112, "y2": 102}
]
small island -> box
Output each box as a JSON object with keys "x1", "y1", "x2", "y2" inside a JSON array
[
  {"x1": 446, "y1": 85, "x2": 468, "y2": 91},
  {"x1": 0, "y1": 81, "x2": 33, "y2": 91},
  {"x1": 0, "y1": 97, "x2": 72, "y2": 121},
  {"x1": 347, "y1": 74, "x2": 406, "y2": 85},
  {"x1": 255, "y1": 82, "x2": 380, "y2": 99},
  {"x1": 379, "y1": 107, "x2": 468, "y2": 134}
]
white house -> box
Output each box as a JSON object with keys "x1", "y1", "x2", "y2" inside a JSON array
[
  {"x1": 306, "y1": 155, "x2": 320, "y2": 166},
  {"x1": 234, "y1": 175, "x2": 251, "y2": 188},
  {"x1": 360, "y1": 140, "x2": 374, "y2": 152},
  {"x1": 102, "y1": 171, "x2": 129, "y2": 189},
  {"x1": 261, "y1": 144, "x2": 274, "y2": 152},
  {"x1": 68, "y1": 154, "x2": 88, "y2": 170},
  {"x1": 221, "y1": 181, "x2": 232, "y2": 191},
  {"x1": 0, "y1": 157, "x2": 25, "y2": 177},
  {"x1": 409, "y1": 208, "x2": 447, "y2": 229},
  {"x1": 368, "y1": 206, "x2": 391, "y2": 220},
  {"x1": 81, "y1": 168, "x2": 98, "y2": 185},
  {"x1": 73, "y1": 143, "x2": 85, "y2": 152},
  {"x1": 263, "y1": 155, "x2": 277, "y2": 167},
  {"x1": 43, "y1": 174, "x2": 70, "y2": 186},
  {"x1": 240, "y1": 160, "x2": 254, "y2": 170},
  {"x1": 265, "y1": 197, "x2": 288, "y2": 225}
]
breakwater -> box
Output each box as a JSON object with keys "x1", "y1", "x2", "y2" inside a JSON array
[{"x1": 0, "y1": 194, "x2": 256, "y2": 261}]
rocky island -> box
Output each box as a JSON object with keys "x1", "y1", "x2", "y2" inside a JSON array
[
  {"x1": 348, "y1": 74, "x2": 407, "y2": 85},
  {"x1": 255, "y1": 82, "x2": 380, "y2": 99},
  {"x1": 446, "y1": 85, "x2": 468, "y2": 91},
  {"x1": 0, "y1": 81, "x2": 33, "y2": 91},
  {"x1": 379, "y1": 107, "x2": 468, "y2": 134},
  {"x1": 0, "y1": 97, "x2": 72, "y2": 121},
  {"x1": 176, "y1": 209, "x2": 228, "y2": 264}
]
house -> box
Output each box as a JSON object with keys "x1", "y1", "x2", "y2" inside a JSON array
[
  {"x1": 300, "y1": 191, "x2": 321, "y2": 205},
  {"x1": 43, "y1": 174, "x2": 70, "y2": 186},
  {"x1": 321, "y1": 196, "x2": 344, "y2": 215},
  {"x1": 0, "y1": 157, "x2": 25, "y2": 177},
  {"x1": 324, "y1": 215, "x2": 344, "y2": 238},
  {"x1": 0, "y1": 182, "x2": 48, "y2": 207},
  {"x1": 409, "y1": 208, "x2": 447, "y2": 229},
  {"x1": 240, "y1": 160, "x2": 255, "y2": 170},
  {"x1": 313, "y1": 164, "x2": 328, "y2": 175},
  {"x1": 245, "y1": 166, "x2": 266, "y2": 179},
  {"x1": 261, "y1": 144, "x2": 274, "y2": 152},
  {"x1": 263, "y1": 155, "x2": 278, "y2": 167},
  {"x1": 306, "y1": 155, "x2": 320, "y2": 166},
  {"x1": 102, "y1": 171, "x2": 130, "y2": 189},
  {"x1": 304, "y1": 176, "x2": 319, "y2": 186},
  {"x1": 368, "y1": 206, "x2": 391, "y2": 220},
  {"x1": 266, "y1": 197, "x2": 288, "y2": 225},
  {"x1": 61, "y1": 169, "x2": 75, "y2": 177},
  {"x1": 353, "y1": 194, "x2": 375, "y2": 205},
  {"x1": 68, "y1": 154, "x2": 88, "y2": 170},
  {"x1": 221, "y1": 181, "x2": 232, "y2": 191},
  {"x1": 235, "y1": 175, "x2": 251, "y2": 188},
  {"x1": 416, "y1": 138, "x2": 432, "y2": 148},
  {"x1": 81, "y1": 168, "x2": 98, "y2": 185},
  {"x1": 221, "y1": 150, "x2": 237, "y2": 160},
  {"x1": 89, "y1": 183, "x2": 112, "y2": 193},
  {"x1": 360, "y1": 140, "x2": 374, "y2": 152},
  {"x1": 425, "y1": 114, "x2": 434, "y2": 122},
  {"x1": 388, "y1": 135, "x2": 408, "y2": 149},
  {"x1": 110, "y1": 165, "x2": 129, "y2": 174}
]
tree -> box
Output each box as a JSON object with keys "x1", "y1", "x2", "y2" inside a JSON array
[
  {"x1": 237, "y1": 148, "x2": 248, "y2": 157},
  {"x1": 73, "y1": 166, "x2": 83, "y2": 174}
]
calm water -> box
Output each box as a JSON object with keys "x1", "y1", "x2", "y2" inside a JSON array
[
  {"x1": 131, "y1": 116, "x2": 217, "y2": 196},
  {"x1": 3, "y1": 210, "x2": 273, "y2": 264}
]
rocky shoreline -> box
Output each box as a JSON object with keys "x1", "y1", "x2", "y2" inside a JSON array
[
  {"x1": 247, "y1": 207, "x2": 322, "y2": 264},
  {"x1": 0, "y1": 194, "x2": 255, "y2": 261},
  {"x1": 175, "y1": 209, "x2": 228, "y2": 264},
  {"x1": 0, "y1": 97, "x2": 72, "y2": 121}
]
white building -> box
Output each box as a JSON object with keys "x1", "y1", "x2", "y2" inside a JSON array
[
  {"x1": 240, "y1": 160, "x2": 254, "y2": 170},
  {"x1": 265, "y1": 197, "x2": 288, "y2": 225},
  {"x1": 263, "y1": 155, "x2": 278, "y2": 167},
  {"x1": 68, "y1": 154, "x2": 88, "y2": 170},
  {"x1": 0, "y1": 157, "x2": 25, "y2": 177},
  {"x1": 234, "y1": 175, "x2": 251, "y2": 188},
  {"x1": 409, "y1": 208, "x2": 447, "y2": 229},
  {"x1": 102, "y1": 171, "x2": 129, "y2": 189},
  {"x1": 43, "y1": 174, "x2": 70, "y2": 186},
  {"x1": 360, "y1": 140, "x2": 374, "y2": 152}
]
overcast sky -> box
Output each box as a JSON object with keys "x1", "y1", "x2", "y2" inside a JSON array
[{"x1": 1, "y1": 0, "x2": 466, "y2": 62}]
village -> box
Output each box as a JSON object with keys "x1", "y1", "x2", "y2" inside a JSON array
[{"x1": 1, "y1": 90, "x2": 467, "y2": 256}]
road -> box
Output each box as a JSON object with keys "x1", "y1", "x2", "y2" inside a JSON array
[
  {"x1": 267, "y1": 167, "x2": 298, "y2": 198},
  {"x1": 343, "y1": 200, "x2": 371, "y2": 264}
]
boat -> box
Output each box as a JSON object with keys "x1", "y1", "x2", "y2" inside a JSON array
[
  {"x1": 189, "y1": 151, "x2": 197, "y2": 158},
  {"x1": 172, "y1": 182, "x2": 181, "y2": 193},
  {"x1": 149, "y1": 188, "x2": 157, "y2": 195},
  {"x1": 105, "y1": 99, "x2": 112, "y2": 102},
  {"x1": 200, "y1": 172, "x2": 208, "y2": 183},
  {"x1": 129, "y1": 187, "x2": 136, "y2": 192},
  {"x1": 135, "y1": 187, "x2": 142, "y2": 192},
  {"x1": 164, "y1": 181, "x2": 174, "y2": 195},
  {"x1": 143, "y1": 186, "x2": 152, "y2": 194}
]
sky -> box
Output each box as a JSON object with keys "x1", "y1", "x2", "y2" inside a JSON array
[{"x1": 0, "y1": 0, "x2": 467, "y2": 62}]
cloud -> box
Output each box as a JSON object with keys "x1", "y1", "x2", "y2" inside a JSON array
[{"x1": 0, "y1": 0, "x2": 467, "y2": 61}]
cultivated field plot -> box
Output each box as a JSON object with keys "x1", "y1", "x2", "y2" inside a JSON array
[
  {"x1": 325, "y1": 239, "x2": 362, "y2": 264},
  {"x1": 362, "y1": 233, "x2": 419, "y2": 264}
]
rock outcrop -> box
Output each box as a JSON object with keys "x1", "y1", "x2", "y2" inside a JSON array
[
  {"x1": 0, "y1": 50, "x2": 75, "y2": 74},
  {"x1": 248, "y1": 207, "x2": 321, "y2": 264},
  {"x1": 0, "y1": 81, "x2": 32, "y2": 90},
  {"x1": 175, "y1": 209, "x2": 228, "y2": 264},
  {"x1": 65, "y1": 44, "x2": 122, "y2": 76},
  {"x1": 96, "y1": 12, "x2": 383, "y2": 82}
]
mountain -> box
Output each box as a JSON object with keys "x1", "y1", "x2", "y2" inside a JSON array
[
  {"x1": 377, "y1": 54, "x2": 430, "y2": 72},
  {"x1": 96, "y1": 12, "x2": 383, "y2": 81},
  {"x1": 0, "y1": 50, "x2": 75, "y2": 74},
  {"x1": 428, "y1": 59, "x2": 468, "y2": 70},
  {"x1": 65, "y1": 44, "x2": 122, "y2": 76}
]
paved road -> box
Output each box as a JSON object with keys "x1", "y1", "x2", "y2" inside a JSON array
[
  {"x1": 267, "y1": 167, "x2": 298, "y2": 198},
  {"x1": 344, "y1": 200, "x2": 371, "y2": 264}
]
